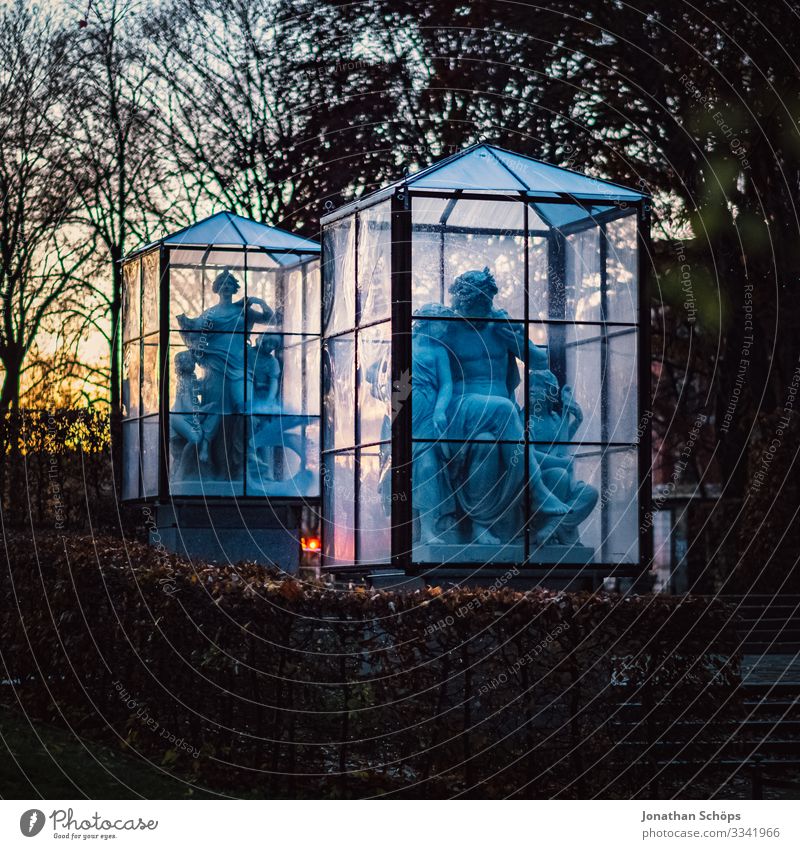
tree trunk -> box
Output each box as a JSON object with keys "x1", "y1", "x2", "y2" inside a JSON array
[{"x1": 0, "y1": 352, "x2": 23, "y2": 413}]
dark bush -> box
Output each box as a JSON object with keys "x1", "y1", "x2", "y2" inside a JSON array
[
  {"x1": 0, "y1": 410, "x2": 118, "y2": 531},
  {"x1": 0, "y1": 531, "x2": 741, "y2": 798}
]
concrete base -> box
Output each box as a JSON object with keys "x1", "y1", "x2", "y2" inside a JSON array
[
  {"x1": 365, "y1": 571, "x2": 426, "y2": 592},
  {"x1": 149, "y1": 501, "x2": 301, "y2": 573},
  {"x1": 416, "y1": 567, "x2": 604, "y2": 592},
  {"x1": 413, "y1": 541, "x2": 595, "y2": 565}
]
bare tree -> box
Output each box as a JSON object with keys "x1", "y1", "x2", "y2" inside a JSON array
[
  {"x1": 58, "y1": 0, "x2": 167, "y2": 418},
  {"x1": 148, "y1": 0, "x2": 414, "y2": 234},
  {"x1": 0, "y1": 1, "x2": 90, "y2": 412}
]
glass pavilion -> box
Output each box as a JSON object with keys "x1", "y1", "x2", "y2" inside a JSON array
[
  {"x1": 320, "y1": 144, "x2": 651, "y2": 576},
  {"x1": 121, "y1": 211, "x2": 321, "y2": 503}
]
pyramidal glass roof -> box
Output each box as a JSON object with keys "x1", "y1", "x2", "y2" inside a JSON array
[
  {"x1": 322, "y1": 144, "x2": 645, "y2": 224},
  {"x1": 407, "y1": 144, "x2": 644, "y2": 200},
  {"x1": 129, "y1": 211, "x2": 320, "y2": 257}
]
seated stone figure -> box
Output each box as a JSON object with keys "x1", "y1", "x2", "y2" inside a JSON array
[
  {"x1": 247, "y1": 333, "x2": 309, "y2": 486},
  {"x1": 528, "y1": 369, "x2": 599, "y2": 547},
  {"x1": 169, "y1": 349, "x2": 206, "y2": 481},
  {"x1": 438, "y1": 268, "x2": 567, "y2": 547}
]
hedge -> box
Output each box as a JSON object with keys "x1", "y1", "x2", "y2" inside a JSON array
[
  {"x1": 0, "y1": 531, "x2": 742, "y2": 798},
  {"x1": 0, "y1": 411, "x2": 116, "y2": 530}
]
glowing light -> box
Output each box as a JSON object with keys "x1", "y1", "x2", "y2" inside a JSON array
[{"x1": 301, "y1": 536, "x2": 321, "y2": 552}]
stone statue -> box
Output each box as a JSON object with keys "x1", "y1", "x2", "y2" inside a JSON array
[
  {"x1": 528, "y1": 368, "x2": 599, "y2": 546},
  {"x1": 173, "y1": 268, "x2": 274, "y2": 482},
  {"x1": 247, "y1": 332, "x2": 308, "y2": 485},
  {"x1": 411, "y1": 303, "x2": 456, "y2": 543},
  {"x1": 169, "y1": 349, "x2": 206, "y2": 479},
  {"x1": 439, "y1": 268, "x2": 567, "y2": 546}
]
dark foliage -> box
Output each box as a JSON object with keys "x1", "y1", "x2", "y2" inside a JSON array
[
  {"x1": 1, "y1": 532, "x2": 741, "y2": 798},
  {"x1": 0, "y1": 410, "x2": 116, "y2": 530}
]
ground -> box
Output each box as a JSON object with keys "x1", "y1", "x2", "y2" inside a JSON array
[{"x1": 0, "y1": 705, "x2": 213, "y2": 799}]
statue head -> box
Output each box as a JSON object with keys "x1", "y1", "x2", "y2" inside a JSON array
[
  {"x1": 449, "y1": 267, "x2": 497, "y2": 316},
  {"x1": 530, "y1": 369, "x2": 560, "y2": 407},
  {"x1": 256, "y1": 333, "x2": 282, "y2": 354},
  {"x1": 412, "y1": 302, "x2": 455, "y2": 339},
  {"x1": 174, "y1": 349, "x2": 196, "y2": 376},
  {"x1": 212, "y1": 269, "x2": 241, "y2": 295}
]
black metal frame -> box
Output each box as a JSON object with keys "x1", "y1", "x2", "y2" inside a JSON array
[
  {"x1": 320, "y1": 185, "x2": 652, "y2": 578},
  {"x1": 121, "y1": 242, "x2": 322, "y2": 505}
]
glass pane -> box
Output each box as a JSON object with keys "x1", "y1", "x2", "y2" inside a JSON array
[
  {"x1": 172, "y1": 332, "x2": 247, "y2": 414},
  {"x1": 122, "y1": 259, "x2": 140, "y2": 342},
  {"x1": 168, "y1": 413, "x2": 244, "y2": 497},
  {"x1": 122, "y1": 341, "x2": 140, "y2": 419},
  {"x1": 122, "y1": 420, "x2": 139, "y2": 500},
  {"x1": 411, "y1": 228, "x2": 444, "y2": 306},
  {"x1": 247, "y1": 415, "x2": 319, "y2": 497},
  {"x1": 357, "y1": 321, "x2": 391, "y2": 445},
  {"x1": 566, "y1": 446, "x2": 638, "y2": 564},
  {"x1": 528, "y1": 236, "x2": 550, "y2": 321},
  {"x1": 141, "y1": 336, "x2": 159, "y2": 416},
  {"x1": 322, "y1": 333, "x2": 355, "y2": 451},
  {"x1": 565, "y1": 227, "x2": 602, "y2": 322},
  {"x1": 322, "y1": 217, "x2": 356, "y2": 334},
  {"x1": 283, "y1": 266, "x2": 305, "y2": 332},
  {"x1": 358, "y1": 444, "x2": 391, "y2": 565},
  {"x1": 413, "y1": 316, "x2": 528, "y2": 440},
  {"x1": 529, "y1": 442, "x2": 602, "y2": 564},
  {"x1": 445, "y1": 198, "x2": 524, "y2": 232},
  {"x1": 141, "y1": 416, "x2": 160, "y2": 498},
  {"x1": 605, "y1": 446, "x2": 640, "y2": 563},
  {"x1": 170, "y1": 250, "x2": 251, "y2": 332},
  {"x1": 245, "y1": 249, "x2": 279, "y2": 271},
  {"x1": 322, "y1": 451, "x2": 355, "y2": 564},
  {"x1": 607, "y1": 328, "x2": 638, "y2": 444},
  {"x1": 250, "y1": 334, "x2": 319, "y2": 416},
  {"x1": 247, "y1": 266, "x2": 281, "y2": 329},
  {"x1": 358, "y1": 201, "x2": 391, "y2": 324},
  {"x1": 412, "y1": 199, "x2": 525, "y2": 320},
  {"x1": 606, "y1": 213, "x2": 639, "y2": 323},
  {"x1": 411, "y1": 439, "x2": 525, "y2": 564},
  {"x1": 538, "y1": 323, "x2": 638, "y2": 445},
  {"x1": 412, "y1": 195, "x2": 448, "y2": 226},
  {"x1": 168, "y1": 332, "x2": 203, "y2": 413},
  {"x1": 141, "y1": 250, "x2": 159, "y2": 336},
  {"x1": 562, "y1": 324, "x2": 603, "y2": 443},
  {"x1": 169, "y1": 253, "x2": 204, "y2": 329},
  {"x1": 303, "y1": 260, "x2": 321, "y2": 335}
]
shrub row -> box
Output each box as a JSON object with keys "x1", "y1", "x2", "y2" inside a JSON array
[
  {"x1": 0, "y1": 411, "x2": 116, "y2": 530},
  {"x1": 1, "y1": 531, "x2": 741, "y2": 798}
]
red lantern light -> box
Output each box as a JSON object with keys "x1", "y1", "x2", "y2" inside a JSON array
[{"x1": 301, "y1": 536, "x2": 321, "y2": 552}]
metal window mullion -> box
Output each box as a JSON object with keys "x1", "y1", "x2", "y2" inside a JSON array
[
  {"x1": 391, "y1": 190, "x2": 412, "y2": 572},
  {"x1": 158, "y1": 245, "x2": 170, "y2": 501},
  {"x1": 600, "y1": 224, "x2": 609, "y2": 563},
  {"x1": 548, "y1": 230, "x2": 567, "y2": 387},
  {"x1": 523, "y1": 201, "x2": 531, "y2": 564},
  {"x1": 638, "y1": 202, "x2": 653, "y2": 572},
  {"x1": 353, "y1": 213, "x2": 361, "y2": 566},
  {"x1": 243, "y1": 250, "x2": 249, "y2": 497}
]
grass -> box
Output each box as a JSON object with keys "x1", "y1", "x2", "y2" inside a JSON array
[{"x1": 0, "y1": 705, "x2": 218, "y2": 799}]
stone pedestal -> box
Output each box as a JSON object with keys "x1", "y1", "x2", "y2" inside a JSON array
[{"x1": 149, "y1": 501, "x2": 301, "y2": 573}]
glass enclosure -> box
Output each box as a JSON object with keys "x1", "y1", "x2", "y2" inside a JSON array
[
  {"x1": 122, "y1": 250, "x2": 160, "y2": 500},
  {"x1": 321, "y1": 201, "x2": 392, "y2": 566},
  {"x1": 121, "y1": 213, "x2": 321, "y2": 502},
  {"x1": 321, "y1": 145, "x2": 648, "y2": 571}
]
